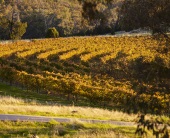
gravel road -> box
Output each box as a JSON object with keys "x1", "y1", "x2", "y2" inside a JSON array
[{"x1": 0, "y1": 114, "x2": 136, "y2": 127}]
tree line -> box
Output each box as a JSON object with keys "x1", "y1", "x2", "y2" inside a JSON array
[
  {"x1": 0, "y1": 0, "x2": 122, "y2": 39},
  {"x1": 0, "y1": 0, "x2": 169, "y2": 40}
]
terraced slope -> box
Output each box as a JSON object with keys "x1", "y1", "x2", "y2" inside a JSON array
[{"x1": 0, "y1": 36, "x2": 170, "y2": 114}]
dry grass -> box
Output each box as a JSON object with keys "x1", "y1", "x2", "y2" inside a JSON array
[
  {"x1": 0, "y1": 95, "x2": 137, "y2": 121},
  {"x1": 0, "y1": 95, "x2": 37, "y2": 105},
  {"x1": 0, "y1": 104, "x2": 136, "y2": 121},
  {"x1": 72, "y1": 130, "x2": 131, "y2": 138},
  {"x1": 0, "y1": 95, "x2": 167, "y2": 123},
  {"x1": 0, "y1": 96, "x2": 169, "y2": 138}
]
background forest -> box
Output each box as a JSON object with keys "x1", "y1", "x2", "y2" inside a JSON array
[
  {"x1": 0, "y1": 0, "x2": 123, "y2": 39},
  {"x1": 1, "y1": 0, "x2": 169, "y2": 40}
]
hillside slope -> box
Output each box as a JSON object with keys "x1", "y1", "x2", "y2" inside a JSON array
[{"x1": 0, "y1": 36, "x2": 170, "y2": 114}]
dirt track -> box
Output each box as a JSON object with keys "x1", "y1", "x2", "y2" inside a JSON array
[{"x1": 0, "y1": 114, "x2": 136, "y2": 126}]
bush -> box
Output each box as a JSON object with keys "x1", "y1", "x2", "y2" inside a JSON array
[{"x1": 45, "y1": 27, "x2": 59, "y2": 38}]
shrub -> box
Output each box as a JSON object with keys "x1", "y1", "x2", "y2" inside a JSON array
[{"x1": 45, "y1": 27, "x2": 59, "y2": 38}]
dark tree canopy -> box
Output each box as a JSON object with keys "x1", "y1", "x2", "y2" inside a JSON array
[{"x1": 119, "y1": 0, "x2": 170, "y2": 36}]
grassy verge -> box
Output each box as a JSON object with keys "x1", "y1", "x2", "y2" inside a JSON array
[
  {"x1": 2, "y1": 119, "x2": 167, "y2": 138},
  {"x1": 0, "y1": 120, "x2": 137, "y2": 138},
  {"x1": 0, "y1": 82, "x2": 137, "y2": 121},
  {"x1": 0, "y1": 82, "x2": 170, "y2": 123},
  {"x1": 0, "y1": 97, "x2": 137, "y2": 122},
  {"x1": 1, "y1": 119, "x2": 169, "y2": 138},
  {"x1": 0, "y1": 82, "x2": 170, "y2": 137}
]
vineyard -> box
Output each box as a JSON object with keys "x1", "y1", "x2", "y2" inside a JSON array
[{"x1": 0, "y1": 36, "x2": 170, "y2": 115}]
